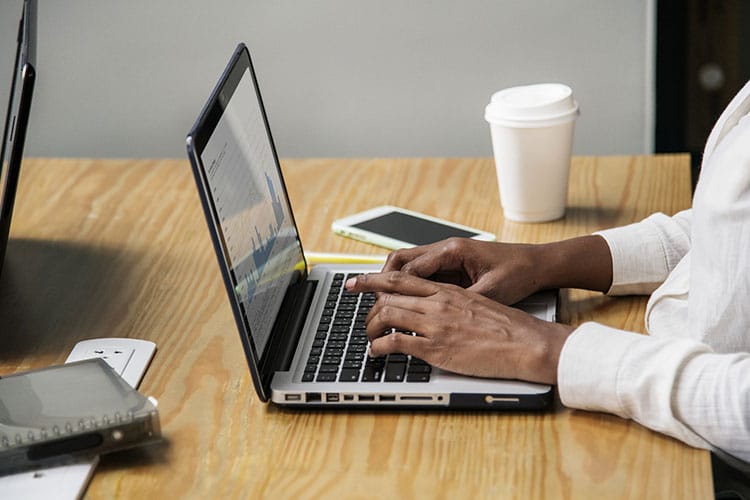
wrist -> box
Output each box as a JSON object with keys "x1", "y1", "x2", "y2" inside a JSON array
[
  {"x1": 534, "y1": 235, "x2": 613, "y2": 292},
  {"x1": 525, "y1": 321, "x2": 575, "y2": 385},
  {"x1": 527, "y1": 243, "x2": 559, "y2": 292}
]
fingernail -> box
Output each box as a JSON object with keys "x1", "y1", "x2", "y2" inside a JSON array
[{"x1": 345, "y1": 277, "x2": 356, "y2": 289}]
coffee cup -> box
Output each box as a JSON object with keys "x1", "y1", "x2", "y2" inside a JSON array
[{"x1": 484, "y1": 83, "x2": 579, "y2": 222}]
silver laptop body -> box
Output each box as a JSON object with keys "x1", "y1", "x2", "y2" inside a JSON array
[{"x1": 186, "y1": 44, "x2": 555, "y2": 410}]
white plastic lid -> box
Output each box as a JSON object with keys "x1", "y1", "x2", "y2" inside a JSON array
[{"x1": 484, "y1": 83, "x2": 579, "y2": 127}]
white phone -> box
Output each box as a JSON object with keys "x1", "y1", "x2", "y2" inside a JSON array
[{"x1": 331, "y1": 205, "x2": 496, "y2": 250}]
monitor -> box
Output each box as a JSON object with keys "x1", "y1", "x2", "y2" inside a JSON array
[{"x1": 0, "y1": 0, "x2": 37, "y2": 278}]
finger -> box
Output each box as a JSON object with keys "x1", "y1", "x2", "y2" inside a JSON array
[
  {"x1": 368, "y1": 291, "x2": 437, "y2": 317},
  {"x1": 369, "y1": 331, "x2": 432, "y2": 359},
  {"x1": 466, "y1": 276, "x2": 498, "y2": 298},
  {"x1": 365, "y1": 295, "x2": 435, "y2": 338},
  {"x1": 467, "y1": 274, "x2": 526, "y2": 304},
  {"x1": 400, "y1": 252, "x2": 448, "y2": 278},
  {"x1": 382, "y1": 247, "x2": 427, "y2": 272},
  {"x1": 401, "y1": 238, "x2": 460, "y2": 277},
  {"x1": 345, "y1": 271, "x2": 443, "y2": 297}
]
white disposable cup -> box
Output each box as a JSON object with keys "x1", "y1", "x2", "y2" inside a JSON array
[{"x1": 484, "y1": 83, "x2": 579, "y2": 222}]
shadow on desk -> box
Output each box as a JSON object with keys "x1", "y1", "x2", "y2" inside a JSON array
[
  {"x1": 0, "y1": 238, "x2": 143, "y2": 361},
  {"x1": 563, "y1": 205, "x2": 623, "y2": 229},
  {"x1": 558, "y1": 289, "x2": 648, "y2": 330},
  {"x1": 96, "y1": 438, "x2": 171, "y2": 474}
]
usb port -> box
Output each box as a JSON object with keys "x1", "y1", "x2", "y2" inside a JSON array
[
  {"x1": 343, "y1": 394, "x2": 354, "y2": 401},
  {"x1": 380, "y1": 395, "x2": 396, "y2": 402},
  {"x1": 358, "y1": 395, "x2": 375, "y2": 402},
  {"x1": 285, "y1": 394, "x2": 302, "y2": 401},
  {"x1": 306, "y1": 392, "x2": 321, "y2": 402},
  {"x1": 326, "y1": 393, "x2": 339, "y2": 402}
]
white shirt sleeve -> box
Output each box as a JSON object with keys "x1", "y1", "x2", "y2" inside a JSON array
[
  {"x1": 557, "y1": 80, "x2": 750, "y2": 466},
  {"x1": 558, "y1": 323, "x2": 750, "y2": 463},
  {"x1": 594, "y1": 210, "x2": 691, "y2": 296}
]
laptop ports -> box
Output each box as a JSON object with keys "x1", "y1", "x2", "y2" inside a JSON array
[
  {"x1": 306, "y1": 392, "x2": 321, "y2": 402},
  {"x1": 325, "y1": 393, "x2": 339, "y2": 402}
]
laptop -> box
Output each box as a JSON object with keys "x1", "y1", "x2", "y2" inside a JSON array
[
  {"x1": 186, "y1": 43, "x2": 556, "y2": 409},
  {"x1": 0, "y1": 0, "x2": 36, "y2": 279}
]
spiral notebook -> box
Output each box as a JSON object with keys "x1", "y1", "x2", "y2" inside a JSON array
[{"x1": 0, "y1": 358, "x2": 161, "y2": 475}]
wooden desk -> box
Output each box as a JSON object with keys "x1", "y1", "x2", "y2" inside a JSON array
[{"x1": 0, "y1": 156, "x2": 711, "y2": 498}]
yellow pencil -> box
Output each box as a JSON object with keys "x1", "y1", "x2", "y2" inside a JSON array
[{"x1": 304, "y1": 251, "x2": 388, "y2": 265}]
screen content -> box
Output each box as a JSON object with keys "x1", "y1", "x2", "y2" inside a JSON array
[
  {"x1": 199, "y1": 68, "x2": 303, "y2": 356},
  {"x1": 352, "y1": 212, "x2": 479, "y2": 245}
]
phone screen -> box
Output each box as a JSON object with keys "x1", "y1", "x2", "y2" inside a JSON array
[{"x1": 351, "y1": 211, "x2": 479, "y2": 245}]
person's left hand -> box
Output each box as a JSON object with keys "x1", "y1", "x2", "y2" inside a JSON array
[{"x1": 345, "y1": 271, "x2": 574, "y2": 385}]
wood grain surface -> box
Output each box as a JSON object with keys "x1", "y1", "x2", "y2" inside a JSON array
[{"x1": 0, "y1": 156, "x2": 710, "y2": 498}]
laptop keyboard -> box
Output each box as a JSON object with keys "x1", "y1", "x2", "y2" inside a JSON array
[{"x1": 302, "y1": 273, "x2": 432, "y2": 383}]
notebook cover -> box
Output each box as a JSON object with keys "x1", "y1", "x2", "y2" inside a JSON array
[{"x1": 0, "y1": 358, "x2": 160, "y2": 475}]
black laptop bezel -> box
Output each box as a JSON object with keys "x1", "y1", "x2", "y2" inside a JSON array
[
  {"x1": 186, "y1": 44, "x2": 309, "y2": 402},
  {"x1": 0, "y1": 0, "x2": 37, "y2": 278}
]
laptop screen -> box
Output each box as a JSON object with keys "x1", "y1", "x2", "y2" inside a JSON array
[
  {"x1": 1, "y1": 0, "x2": 36, "y2": 276},
  {"x1": 196, "y1": 64, "x2": 304, "y2": 357}
]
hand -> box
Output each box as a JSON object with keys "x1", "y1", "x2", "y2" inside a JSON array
[
  {"x1": 382, "y1": 237, "x2": 545, "y2": 305},
  {"x1": 345, "y1": 271, "x2": 574, "y2": 385},
  {"x1": 382, "y1": 235, "x2": 614, "y2": 303}
]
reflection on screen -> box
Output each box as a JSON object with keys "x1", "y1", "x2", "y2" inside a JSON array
[{"x1": 199, "y1": 69, "x2": 303, "y2": 356}]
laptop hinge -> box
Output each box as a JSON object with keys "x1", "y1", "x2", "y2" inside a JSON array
[{"x1": 259, "y1": 280, "x2": 317, "y2": 392}]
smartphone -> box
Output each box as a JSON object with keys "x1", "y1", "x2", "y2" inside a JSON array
[{"x1": 331, "y1": 205, "x2": 496, "y2": 250}]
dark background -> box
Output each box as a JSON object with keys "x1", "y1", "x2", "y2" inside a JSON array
[{"x1": 656, "y1": 0, "x2": 750, "y2": 187}]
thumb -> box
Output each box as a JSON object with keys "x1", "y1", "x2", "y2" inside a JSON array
[
  {"x1": 401, "y1": 250, "x2": 457, "y2": 278},
  {"x1": 466, "y1": 274, "x2": 513, "y2": 302}
]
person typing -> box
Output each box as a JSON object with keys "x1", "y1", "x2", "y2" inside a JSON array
[{"x1": 346, "y1": 80, "x2": 750, "y2": 491}]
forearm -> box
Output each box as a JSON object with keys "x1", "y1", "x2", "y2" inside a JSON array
[{"x1": 533, "y1": 235, "x2": 613, "y2": 293}]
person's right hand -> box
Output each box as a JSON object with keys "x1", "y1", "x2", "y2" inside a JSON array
[{"x1": 381, "y1": 238, "x2": 545, "y2": 305}]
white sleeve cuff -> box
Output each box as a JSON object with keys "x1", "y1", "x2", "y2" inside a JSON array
[
  {"x1": 557, "y1": 321, "x2": 714, "y2": 451},
  {"x1": 557, "y1": 322, "x2": 641, "y2": 416},
  {"x1": 595, "y1": 212, "x2": 689, "y2": 295}
]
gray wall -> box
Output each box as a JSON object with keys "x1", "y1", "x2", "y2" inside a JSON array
[{"x1": 1, "y1": 1, "x2": 654, "y2": 159}]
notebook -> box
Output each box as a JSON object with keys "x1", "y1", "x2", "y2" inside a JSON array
[
  {"x1": 186, "y1": 43, "x2": 556, "y2": 409},
  {"x1": 0, "y1": 0, "x2": 36, "y2": 280},
  {"x1": 0, "y1": 358, "x2": 161, "y2": 475}
]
